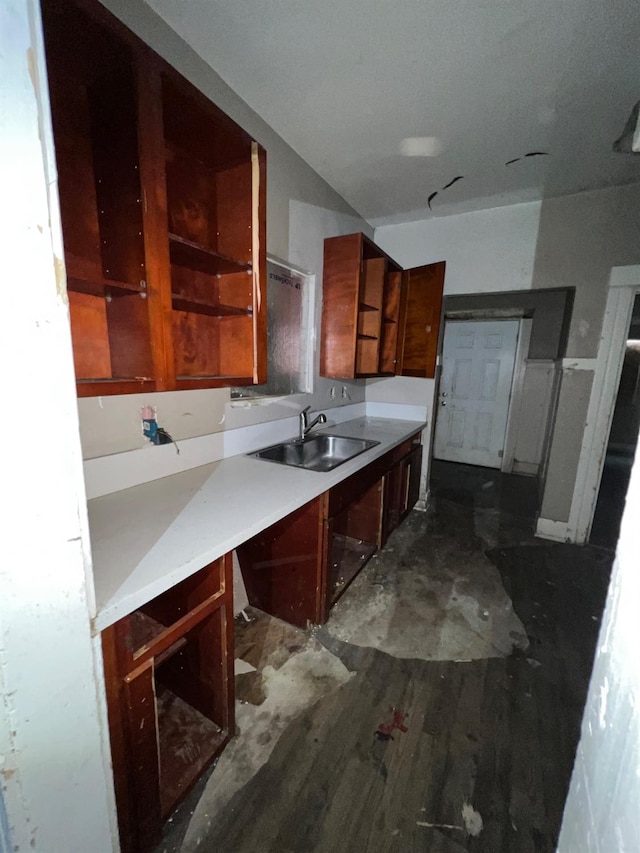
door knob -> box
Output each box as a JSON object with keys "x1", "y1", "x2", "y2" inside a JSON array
[
  {"x1": 441, "y1": 392, "x2": 447, "y2": 397},
  {"x1": 441, "y1": 400, "x2": 447, "y2": 406}
]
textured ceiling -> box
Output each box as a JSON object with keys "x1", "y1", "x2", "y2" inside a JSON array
[{"x1": 146, "y1": 0, "x2": 640, "y2": 225}]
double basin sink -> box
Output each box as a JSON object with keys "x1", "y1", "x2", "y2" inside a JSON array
[{"x1": 251, "y1": 433, "x2": 380, "y2": 473}]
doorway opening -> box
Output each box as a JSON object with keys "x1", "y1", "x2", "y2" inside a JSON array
[
  {"x1": 589, "y1": 293, "x2": 640, "y2": 548},
  {"x1": 434, "y1": 319, "x2": 521, "y2": 469}
]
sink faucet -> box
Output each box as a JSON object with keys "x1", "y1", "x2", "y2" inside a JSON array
[{"x1": 299, "y1": 405, "x2": 327, "y2": 440}]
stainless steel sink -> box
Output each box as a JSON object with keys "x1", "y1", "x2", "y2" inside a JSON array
[{"x1": 250, "y1": 434, "x2": 380, "y2": 472}]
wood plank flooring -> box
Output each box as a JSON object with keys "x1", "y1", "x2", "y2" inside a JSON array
[{"x1": 158, "y1": 463, "x2": 612, "y2": 853}]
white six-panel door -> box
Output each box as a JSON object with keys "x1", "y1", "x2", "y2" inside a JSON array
[{"x1": 434, "y1": 319, "x2": 520, "y2": 468}]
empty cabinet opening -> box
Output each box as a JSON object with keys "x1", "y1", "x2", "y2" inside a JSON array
[
  {"x1": 161, "y1": 76, "x2": 260, "y2": 386},
  {"x1": 43, "y1": 0, "x2": 153, "y2": 389},
  {"x1": 152, "y1": 613, "x2": 229, "y2": 817},
  {"x1": 328, "y1": 479, "x2": 382, "y2": 603}
]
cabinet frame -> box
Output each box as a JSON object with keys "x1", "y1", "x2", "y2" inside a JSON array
[
  {"x1": 42, "y1": 0, "x2": 267, "y2": 397},
  {"x1": 237, "y1": 434, "x2": 422, "y2": 628},
  {"x1": 102, "y1": 553, "x2": 235, "y2": 853}
]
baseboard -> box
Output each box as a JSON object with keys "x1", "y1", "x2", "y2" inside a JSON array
[
  {"x1": 512, "y1": 461, "x2": 538, "y2": 476},
  {"x1": 535, "y1": 517, "x2": 569, "y2": 542}
]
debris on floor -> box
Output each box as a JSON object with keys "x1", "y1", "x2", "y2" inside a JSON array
[{"x1": 181, "y1": 625, "x2": 352, "y2": 852}]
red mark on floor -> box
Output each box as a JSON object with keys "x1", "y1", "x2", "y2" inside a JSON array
[{"x1": 375, "y1": 709, "x2": 408, "y2": 740}]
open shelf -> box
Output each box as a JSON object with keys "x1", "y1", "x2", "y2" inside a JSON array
[
  {"x1": 169, "y1": 233, "x2": 251, "y2": 277},
  {"x1": 67, "y1": 275, "x2": 146, "y2": 299},
  {"x1": 156, "y1": 686, "x2": 227, "y2": 818},
  {"x1": 329, "y1": 534, "x2": 377, "y2": 603},
  {"x1": 171, "y1": 293, "x2": 251, "y2": 318},
  {"x1": 77, "y1": 377, "x2": 154, "y2": 386}
]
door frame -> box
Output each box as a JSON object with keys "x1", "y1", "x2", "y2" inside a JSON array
[
  {"x1": 433, "y1": 316, "x2": 528, "y2": 472},
  {"x1": 501, "y1": 318, "x2": 532, "y2": 473},
  {"x1": 566, "y1": 266, "x2": 640, "y2": 543}
]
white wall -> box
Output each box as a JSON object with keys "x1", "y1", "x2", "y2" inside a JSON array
[
  {"x1": 0, "y1": 1, "x2": 116, "y2": 848},
  {"x1": 557, "y1": 440, "x2": 640, "y2": 850},
  {"x1": 376, "y1": 200, "x2": 541, "y2": 294}
]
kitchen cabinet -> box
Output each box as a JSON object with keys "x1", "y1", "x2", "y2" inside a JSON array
[
  {"x1": 42, "y1": 0, "x2": 266, "y2": 397},
  {"x1": 237, "y1": 432, "x2": 421, "y2": 627},
  {"x1": 381, "y1": 440, "x2": 423, "y2": 546},
  {"x1": 319, "y1": 232, "x2": 445, "y2": 380},
  {"x1": 101, "y1": 554, "x2": 234, "y2": 853}
]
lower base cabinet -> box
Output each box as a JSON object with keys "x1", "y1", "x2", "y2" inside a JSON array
[
  {"x1": 238, "y1": 433, "x2": 422, "y2": 627},
  {"x1": 102, "y1": 554, "x2": 235, "y2": 853},
  {"x1": 381, "y1": 441, "x2": 423, "y2": 545}
]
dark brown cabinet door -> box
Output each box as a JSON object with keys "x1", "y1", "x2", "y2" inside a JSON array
[
  {"x1": 397, "y1": 262, "x2": 445, "y2": 378},
  {"x1": 401, "y1": 444, "x2": 423, "y2": 519},
  {"x1": 381, "y1": 442, "x2": 423, "y2": 546}
]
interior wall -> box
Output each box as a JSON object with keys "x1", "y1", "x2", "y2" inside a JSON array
[
  {"x1": 1, "y1": 1, "x2": 116, "y2": 847},
  {"x1": 77, "y1": 0, "x2": 375, "y2": 461},
  {"x1": 375, "y1": 184, "x2": 640, "y2": 522},
  {"x1": 375, "y1": 200, "x2": 541, "y2": 293},
  {"x1": 532, "y1": 186, "x2": 640, "y2": 523},
  {"x1": 557, "y1": 434, "x2": 640, "y2": 850}
]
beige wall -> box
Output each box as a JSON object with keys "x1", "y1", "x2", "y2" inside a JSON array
[{"x1": 376, "y1": 184, "x2": 640, "y2": 523}]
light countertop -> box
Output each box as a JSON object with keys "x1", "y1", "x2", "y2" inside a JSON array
[{"x1": 88, "y1": 417, "x2": 425, "y2": 631}]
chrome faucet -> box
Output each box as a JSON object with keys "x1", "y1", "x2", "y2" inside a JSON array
[{"x1": 299, "y1": 405, "x2": 327, "y2": 440}]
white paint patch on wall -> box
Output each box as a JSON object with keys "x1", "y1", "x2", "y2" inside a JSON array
[{"x1": 557, "y1": 437, "x2": 640, "y2": 850}]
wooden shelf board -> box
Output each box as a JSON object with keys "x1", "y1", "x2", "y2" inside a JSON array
[
  {"x1": 357, "y1": 333, "x2": 378, "y2": 341},
  {"x1": 67, "y1": 275, "x2": 145, "y2": 299},
  {"x1": 76, "y1": 376, "x2": 153, "y2": 384},
  {"x1": 129, "y1": 611, "x2": 187, "y2": 666},
  {"x1": 171, "y1": 294, "x2": 251, "y2": 318},
  {"x1": 176, "y1": 374, "x2": 249, "y2": 380},
  {"x1": 156, "y1": 688, "x2": 227, "y2": 818},
  {"x1": 169, "y1": 233, "x2": 251, "y2": 277},
  {"x1": 76, "y1": 378, "x2": 156, "y2": 397},
  {"x1": 383, "y1": 317, "x2": 397, "y2": 324},
  {"x1": 358, "y1": 302, "x2": 379, "y2": 313}
]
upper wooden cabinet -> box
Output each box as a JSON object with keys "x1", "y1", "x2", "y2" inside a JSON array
[
  {"x1": 319, "y1": 233, "x2": 445, "y2": 380},
  {"x1": 42, "y1": 0, "x2": 266, "y2": 397}
]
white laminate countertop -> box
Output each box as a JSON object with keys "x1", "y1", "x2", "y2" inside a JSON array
[{"x1": 88, "y1": 417, "x2": 425, "y2": 631}]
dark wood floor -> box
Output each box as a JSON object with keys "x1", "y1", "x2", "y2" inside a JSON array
[{"x1": 161, "y1": 463, "x2": 612, "y2": 853}]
